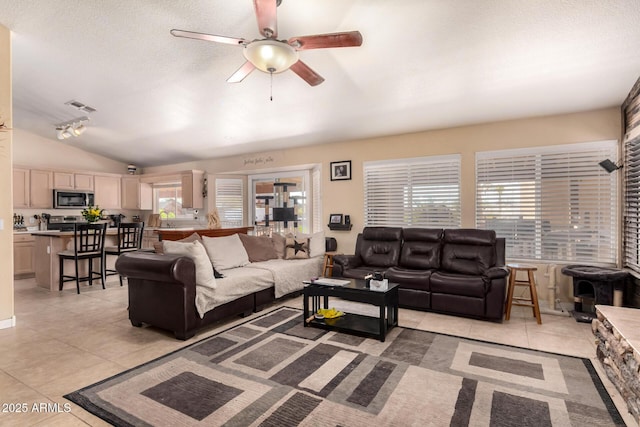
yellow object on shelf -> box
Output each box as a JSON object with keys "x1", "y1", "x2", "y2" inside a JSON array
[{"x1": 317, "y1": 308, "x2": 344, "y2": 319}]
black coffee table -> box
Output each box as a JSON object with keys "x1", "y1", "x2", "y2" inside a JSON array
[{"x1": 302, "y1": 278, "x2": 399, "y2": 342}]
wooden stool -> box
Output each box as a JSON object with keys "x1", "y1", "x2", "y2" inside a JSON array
[
  {"x1": 322, "y1": 252, "x2": 338, "y2": 277},
  {"x1": 505, "y1": 263, "x2": 542, "y2": 324}
]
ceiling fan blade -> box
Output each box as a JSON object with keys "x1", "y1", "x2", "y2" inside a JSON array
[
  {"x1": 290, "y1": 61, "x2": 325, "y2": 86},
  {"x1": 254, "y1": 0, "x2": 278, "y2": 38},
  {"x1": 288, "y1": 31, "x2": 363, "y2": 50},
  {"x1": 227, "y1": 61, "x2": 256, "y2": 83},
  {"x1": 170, "y1": 29, "x2": 246, "y2": 46}
]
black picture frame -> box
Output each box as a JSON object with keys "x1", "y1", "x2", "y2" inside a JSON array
[
  {"x1": 330, "y1": 160, "x2": 352, "y2": 181},
  {"x1": 329, "y1": 214, "x2": 343, "y2": 224}
]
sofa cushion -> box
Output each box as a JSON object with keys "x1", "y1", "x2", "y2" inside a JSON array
[
  {"x1": 201, "y1": 234, "x2": 250, "y2": 270},
  {"x1": 295, "y1": 231, "x2": 325, "y2": 257},
  {"x1": 358, "y1": 227, "x2": 402, "y2": 268},
  {"x1": 153, "y1": 232, "x2": 201, "y2": 254},
  {"x1": 385, "y1": 267, "x2": 432, "y2": 291},
  {"x1": 271, "y1": 233, "x2": 286, "y2": 259},
  {"x1": 341, "y1": 266, "x2": 387, "y2": 280},
  {"x1": 430, "y1": 271, "x2": 487, "y2": 298},
  {"x1": 440, "y1": 229, "x2": 496, "y2": 275},
  {"x1": 162, "y1": 240, "x2": 216, "y2": 290},
  {"x1": 399, "y1": 228, "x2": 443, "y2": 269},
  {"x1": 238, "y1": 233, "x2": 278, "y2": 262},
  {"x1": 285, "y1": 237, "x2": 310, "y2": 259}
]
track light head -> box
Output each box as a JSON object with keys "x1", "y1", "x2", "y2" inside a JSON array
[
  {"x1": 599, "y1": 159, "x2": 622, "y2": 173},
  {"x1": 54, "y1": 116, "x2": 89, "y2": 139}
]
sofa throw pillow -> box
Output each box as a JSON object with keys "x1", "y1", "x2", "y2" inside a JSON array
[
  {"x1": 201, "y1": 234, "x2": 250, "y2": 270},
  {"x1": 285, "y1": 237, "x2": 310, "y2": 259},
  {"x1": 271, "y1": 233, "x2": 286, "y2": 259},
  {"x1": 238, "y1": 233, "x2": 278, "y2": 262},
  {"x1": 291, "y1": 231, "x2": 325, "y2": 257},
  {"x1": 153, "y1": 232, "x2": 202, "y2": 254},
  {"x1": 162, "y1": 240, "x2": 216, "y2": 289}
]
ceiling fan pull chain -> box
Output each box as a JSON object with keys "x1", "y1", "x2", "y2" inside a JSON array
[{"x1": 268, "y1": 67, "x2": 275, "y2": 101}]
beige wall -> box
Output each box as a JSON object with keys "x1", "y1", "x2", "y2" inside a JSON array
[
  {"x1": 0, "y1": 25, "x2": 14, "y2": 327},
  {"x1": 145, "y1": 107, "x2": 621, "y2": 251},
  {"x1": 144, "y1": 107, "x2": 621, "y2": 307},
  {"x1": 13, "y1": 128, "x2": 128, "y2": 173}
]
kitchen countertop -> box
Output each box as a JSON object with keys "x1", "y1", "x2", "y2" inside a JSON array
[
  {"x1": 14, "y1": 230, "x2": 60, "y2": 235},
  {"x1": 31, "y1": 229, "x2": 120, "y2": 237}
]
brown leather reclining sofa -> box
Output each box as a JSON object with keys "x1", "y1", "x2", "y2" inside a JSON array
[{"x1": 332, "y1": 227, "x2": 509, "y2": 321}]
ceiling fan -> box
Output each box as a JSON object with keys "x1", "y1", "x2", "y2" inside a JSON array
[{"x1": 170, "y1": 0, "x2": 363, "y2": 86}]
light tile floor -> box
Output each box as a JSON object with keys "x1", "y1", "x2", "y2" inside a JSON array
[{"x1": 0, "y1": 277, "x2": 636, "y2": 426}]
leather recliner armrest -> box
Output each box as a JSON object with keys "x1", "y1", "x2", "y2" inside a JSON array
[
  {"x1": 333, "y1": 254, "x2": 362, "y2": 271},
  {"x1": 485, "y1": 266, "x2": 509, "y2": 280}
]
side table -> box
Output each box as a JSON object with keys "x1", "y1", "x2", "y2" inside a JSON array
[{"x1": 322, "y1": 251, "x2": 339, "y2": 277}]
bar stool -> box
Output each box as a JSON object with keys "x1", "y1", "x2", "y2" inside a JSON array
[
  {"x1": 59, "y1": 222, "x2": 107, "y2": 294},
  {"x1": 322, "y1": 251, "x2": 338, "y2": 277},
  {"x1": 505, "y1": 263, "x2": 542, "y2": 324},
  {"x1": 105, "y1": 222, "x2": 145, "y2": 286}
]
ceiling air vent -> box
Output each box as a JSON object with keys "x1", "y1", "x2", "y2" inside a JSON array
[{"x1": 65, "y1": 100, "x2": 97, "y2": 114}]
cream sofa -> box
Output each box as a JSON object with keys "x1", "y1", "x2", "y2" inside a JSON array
[{"x1": 116, "y1": 230, "x2": 324, "y2": 339}]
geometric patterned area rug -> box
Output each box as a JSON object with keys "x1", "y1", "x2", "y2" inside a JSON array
[{"x1": 65, "y1": 307, "x2": 625, "y2": 426}]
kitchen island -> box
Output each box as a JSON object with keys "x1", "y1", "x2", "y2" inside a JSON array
[{"x1": 32, "y1": 229, "x2": 123, "y2": 292}]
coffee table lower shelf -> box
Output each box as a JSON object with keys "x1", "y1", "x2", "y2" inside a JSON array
[
  {"x1": 302, "y1": 278, "x2": 399, "y2": 342},
  {"x1": 307, "y1": 313, "x2": 385, "y2": 338}
]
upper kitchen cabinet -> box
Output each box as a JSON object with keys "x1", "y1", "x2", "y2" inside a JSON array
[
  {"x1": 94, "y1": 174, "x2": 121, "y2": 209},
  {"x1": 30, "y1": 169, "x2": 53, "y2": 208},
  {"x1": 121, "y1": 177, "x2": 152, "y2": 210},
  {"x1": 13, "y1": 168, "x2": 30, "y2": 209},
  {"x1": 181, "y1": 170, "x2": 204, "y2": 209},
  {"x1": 53, "y1": 171, "x2": 94, "y2": 191}
]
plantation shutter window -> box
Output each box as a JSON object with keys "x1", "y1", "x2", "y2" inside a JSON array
[
  {"x1": 623, "y1": 78, "x2": 640, "y2": 273},
  {"x1": 476, "y1": 141, "x2": 618, "y2": 264},
  {"x1": 364, "y1": 155, "x2": 461, "y2": 228},
  {"x1": 215, "y1": 178, "x2": 244, "y2": 227}
]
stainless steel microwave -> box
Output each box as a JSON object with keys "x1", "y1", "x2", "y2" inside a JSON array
[{"x1": 53, "y1": 190, "x2": 95, "y2": 209}]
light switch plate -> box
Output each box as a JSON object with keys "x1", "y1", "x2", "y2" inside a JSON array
[{"x1": 0, "y1": 219, "x2": 3, "y2": 230}]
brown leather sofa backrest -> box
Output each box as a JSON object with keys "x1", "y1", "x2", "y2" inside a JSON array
[
  {"x1": 399, "y1": 228, "x2": 444, "y2": 269},
  {"x1": 358, "y1": 227, "x2": 403, "y2": 268},
  {"x1": 441, "y1": 229, "x2": 497, "y2": 275}
]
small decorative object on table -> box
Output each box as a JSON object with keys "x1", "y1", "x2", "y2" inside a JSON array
[{"x1": 81, "y1": 205, "x2": 104, "y2": 223}]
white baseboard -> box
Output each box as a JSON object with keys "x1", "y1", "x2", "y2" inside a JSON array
[{"x1": 0, "y1": 316, "x2": 16, "y2": 330}]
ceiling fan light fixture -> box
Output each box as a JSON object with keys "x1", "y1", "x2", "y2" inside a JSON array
[{"x1": 243, "y1": 39, "x2": 298, "y2": 73}]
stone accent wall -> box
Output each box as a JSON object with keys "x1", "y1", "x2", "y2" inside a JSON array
[{"x1": 593, "y1": 311, "x2": 640, "y2": 423}]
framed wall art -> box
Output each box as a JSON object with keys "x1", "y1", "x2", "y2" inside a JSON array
[
  {"x1": 329, "y1": 214, "x2": 343, "y2": 224},
  {"x1": 330, "y1": 160, "x2": 351, "y2": 181}
]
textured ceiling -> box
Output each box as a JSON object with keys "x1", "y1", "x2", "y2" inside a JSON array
[{"x1": 1, "y1": 0, "x2": 640, "y2": 167}]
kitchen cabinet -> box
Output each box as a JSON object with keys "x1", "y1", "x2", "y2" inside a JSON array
[
  {"x1": 14, "y1": 233, "x2": 35, "y2": 278},
  {"x1": 94, "y1": 174, "x2": 121, "y2": 209},
  {"x1": 121, "y1": 177, "x2": 152, "y2": 210},
  {"x1": 181, "y1": 170, "x2": 204, "y2": 209},
  {"x1": 30, "y1": 169, "x2": 53, "y2": 208},
  {"x1": 54, "y1": 171, "x2": 94, "y2": 191},
  {"x1": 13, "y1": 168, "x2": 30, "y2": 208}
]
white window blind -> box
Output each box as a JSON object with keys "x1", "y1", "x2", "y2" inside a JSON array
[
  {"x1": 364, "y1": 155, "x2": 461, "y2": 228},
  {"x1": 215, "y1": 178, "x2": 243, "y2": 227},
  {"x1": 623, "y1": 84, "x2": 640, "y2": 273},
  {"x1": 476, "y1": 141, "x2": 618, "y2": 264}
]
